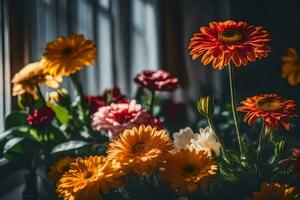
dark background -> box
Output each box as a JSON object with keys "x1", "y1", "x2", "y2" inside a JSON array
[{"x1": 6, "y1": 0, "x2": 300, "y2": 104}]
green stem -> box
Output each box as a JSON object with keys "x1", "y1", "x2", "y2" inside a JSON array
[
  {"x1": 206, "y1": 115, "x2": 219, "y2": 142},
  {"x1": 70, "y1": 74, "x2": 92, "y2": 131},
  {"x1": 36, "y1": 85, "x2": 46, "y2": 106},
  {"x1": 207, "y1": 114, "x2": 228, "y2": 161},
  {"x1": 256, "y1": 122, "x2": 266, "y2": 179},
  {"x1": 149, "y1": 90, "x2": 155, "y2": 115},
  {"x1": 257, "y1": 123, "x2": 265, "y2": 158},
  {"x1": 17, "y1": 95, "x2": 25, "y2": 110},
  {"x1": 135, "y1": 86, "x2": 144, "y2": 103},
  {"x1": 70, "y1": 74, "x2": 85, "y2": 105},
  {"x1": 228, "y1": 63, "x2": 243, "y2": 155}
]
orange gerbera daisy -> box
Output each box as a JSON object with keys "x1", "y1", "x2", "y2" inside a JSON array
[
  {"x1": 48, "y1": 156, "x2": 75, "y2": 183},
  {"x1": 246, "y1": 182, "x2": 300, "y2": 200},
  {"x1": 160, "y1": 149, "x2": 218, "y2": 194},
  {"x1": 56, "y1": 156, "x2": 123, "y2": 200},
  {"x1": 237, "y1": 94, "x2": 297, "y2": 131},
  {"x1": 12, "y1": 62, "x2": 62, "y2": 99},
  {"x1": 107, "y1": 124, "x2": 173, "y2": 176},
  {"x1": 282, "y1": 48, "x2": 300, "y2": 86},
  {"x1": 42, "y1": 33, "x2": 96, "y2": 77},
  {"x1": 188, "y1": 20, "x2": 271, "y2": 69}
]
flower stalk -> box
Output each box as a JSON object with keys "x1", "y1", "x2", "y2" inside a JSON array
[
  {"x1": 70, "y1": 74, "x2": 85, "y2": 105},
  {"x1": 197, "y1": 96, "x2": 223, "y2": 153},
  {"x1": 228, "y1": 63, "x2": 243, "y2": 155},
  {"x1": 149, "y1": 90, "x2": 156, "y2": 115},
  {"x1": 36, "y1": 85, "x2": 46, "y2": 106},
  {"x1": 257, "y1": 122, "x2": 266, "y2": 161}
]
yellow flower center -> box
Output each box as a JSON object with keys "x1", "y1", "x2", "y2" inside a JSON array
[
  {"x1": 132, "y1": 141, "x2": 148, "y2": 154},
  {"x1": 183, "y1": 164, "x2": 198, "y2": 176},
  {"x1": 256, "y1": 97, "x2": 282, "y2": 112},
  {"x1": 218, "y1": 29, "x2": 243, "y2": 44},
  {"x1": 62, "y1": 47, "x2": 74, "y2": 56},
  {"x1": 83, "y1": 171, "x2": 94, "y2": 179}
]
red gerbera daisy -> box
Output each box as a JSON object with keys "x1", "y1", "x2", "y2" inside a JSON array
[
  {"x1": 237, "y1": 94, "x2": 297, "y2": 131},
  {"x1": 188, "y1": 20, "x2": 271, "y2": 69}
]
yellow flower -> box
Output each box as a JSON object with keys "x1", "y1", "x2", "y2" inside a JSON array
[
  {"x1": 282, "y1": 48, "x2": 300, "y2": 86},
  {"x1": 42, "y1": 33, "x2": 96, "y2": 77},
  {"x1": 107, "y1": 125, "x2": 173, "y2": 176},
  {"x1": 246, "y1": 182, "x2": 300, "y2": 200},
  {"x1": 11, "y1": 62, "x2": 61, "y2": 100},
  {"x1": 56, "y1": 156, "x2": 123, "y2": 200},
  {"x1": 48, "y1": 156, "x2": 75, "y2": 183},
  {"x1": 160, "y1": 149, "x2": 218, "y2": 194}
]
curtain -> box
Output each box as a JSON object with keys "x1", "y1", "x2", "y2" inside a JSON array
[
  {"x1": 8, "y1": 0, "x2": 231, "y2": 97},
  {"x1": 9, "y1": 0, "x2": 162, "y2": 97},
  {"x1": 0, "y1": 0, "x2": 11, "y2": 131}
]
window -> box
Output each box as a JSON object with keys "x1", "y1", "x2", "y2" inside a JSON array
[
  {"x1": 0, "y1": 0, "x2": 162, "y2": 131},
  {"x1": 0, "y1": 0, "x2": 11, "y2": 131}
]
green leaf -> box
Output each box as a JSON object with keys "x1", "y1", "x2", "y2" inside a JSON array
[
  {"x1": 0, "y1": 126, "x2": 29, "y2": 142},
  {"x1": 3, "y1": 137, "x2": 24, "y2": 154},
  {"x1": 52, "y1": 103, "x2": 70, "y2": 124},
  {"x1": 5, "y1": 112, "x2": 28, "y2": 129},
  {"x1": 51, "y1": 140, "x2": 89, "y2": 154},
  {"x1": 27, "y1": 128, "x2": 40, "y2": 142}
]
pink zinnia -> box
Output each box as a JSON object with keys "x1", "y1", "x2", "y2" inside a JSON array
[
  {"x1": 91, "y1": 100, "x2": 162, "y2": 139},
  {"x1": 134, "y1": 70, "x2": 179, "y2": 91}
]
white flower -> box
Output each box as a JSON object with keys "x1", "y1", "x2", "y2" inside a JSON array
[
  {"x1": 172, "y1": 127, "x2": 196, "y2": 153},
  {"x1": 172, "y1": 126, "x2": 222, "y2": 156},
  {"x1": 190, "y1": 127, "x2": 222, "y2": 156}
]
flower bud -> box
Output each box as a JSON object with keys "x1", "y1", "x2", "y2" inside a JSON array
[
  {"x1": 275, "y1": 139, "x2": 286, "y2": 157},
  {"x1": 197, "y1": 96, "x2": 214, "y2": 116},
  {"x1": 47, "y1": 88, "x2": 70, "y2": 106}
]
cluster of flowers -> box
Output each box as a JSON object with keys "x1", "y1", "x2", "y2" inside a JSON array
[
  {"x1": 5, "y1": 19, "x2": 300, "y2": 200},
  {"x1": 50, "y1": 124, "x2": 220, "y2": 199}
]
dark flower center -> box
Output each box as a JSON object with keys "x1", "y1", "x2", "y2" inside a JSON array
[
  {"x1": 256, "y1": 97, "x2": 282, "y2": 112},
  {"x1": 62, "y1": 165, "x2": 70, "y2": 173},
  {"x1": 132, "y1": 141, "x2": 148, "y2": 154},
  {"x1": 218, "y1": 29, "x2": 243, "y2": 44},
  {"x1": 62, "y1": 47, "x2": 73, "y2": 56},
  {"x1": 183, "y1": 164, "x2": 197, "y2": 175},
  {"x1": 83, "y1": 171, "x2": 93, "y2": 179}
]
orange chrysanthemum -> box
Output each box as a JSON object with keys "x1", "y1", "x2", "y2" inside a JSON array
[
  {"x1": 246, "y1": 182, "x2": 300, "y2": 200},
  {"x1": 56, "y1": 156, "x2": 123, "y2": 200},
  {"x1": 48, "y1": 156, "x2": 75, "y2": 183},
  {"x1": 107, "y1": 124, "x2": 173, "y2": 176},
  {"x1": 237, "y1": 94, "x2": 297, "y2": 131},
  {"x1": 12, "y1": 62, "x2": 62, "y2": 99},
  {"x1": 42, "y1": 33, "x2": 96, "y2": 77},
  {"x1": 188, "y1": 20, "x2": 271, "y2": 69},
  {"x1": 282, "y1": 48, "x2": 300, "y2": 86},
  {"x1": 160, "y1": 149, "x2": 218, "y2": 194}
]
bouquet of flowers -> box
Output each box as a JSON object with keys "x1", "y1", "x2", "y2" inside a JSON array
[{"x1": 1, "y1": 20, "x2": 300, "y2": 200}]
